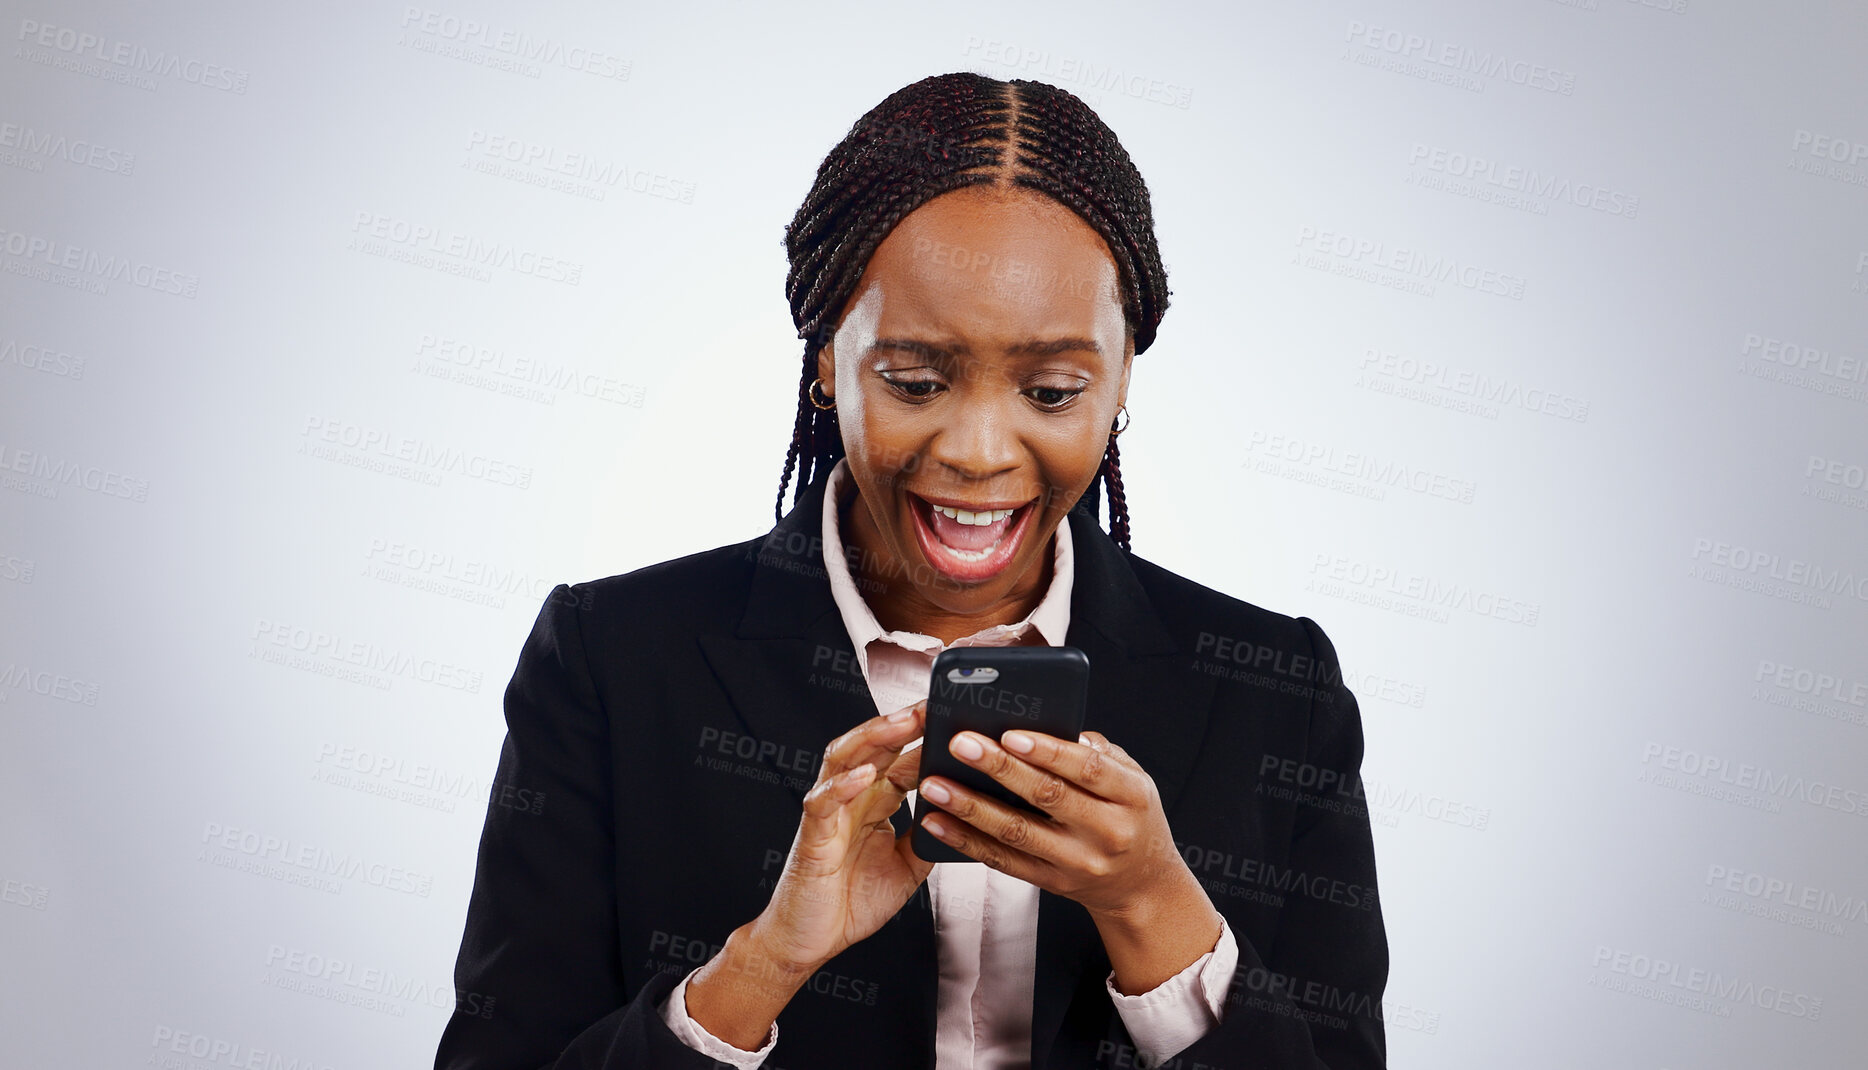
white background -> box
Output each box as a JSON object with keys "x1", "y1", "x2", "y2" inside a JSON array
[{"x1": 3, "y1": 1, "x2": 1865, "y2": 1066}]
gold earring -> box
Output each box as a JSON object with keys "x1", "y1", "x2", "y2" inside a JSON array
[
  {"x1": 808, "y1": 377, "x2": 836, "y2": 410},
  {"x1": 1110, "y1": 405, "x2": 1130, "y2": 436}
]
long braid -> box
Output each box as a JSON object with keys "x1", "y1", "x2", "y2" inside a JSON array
[
  {"x1": 773, "y1": 351, "x2": 815, "y2": 525},
  {"x1": 1099, "y1": 433, "x2": 1131, "y2": 552},
  {"x1": 776, "y1": 72, "x2": 1169, "y2": 553}
]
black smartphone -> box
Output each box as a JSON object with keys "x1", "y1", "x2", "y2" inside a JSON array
[{"x1": 912, "y1": 645, "x2": 1090, "y2": 863}]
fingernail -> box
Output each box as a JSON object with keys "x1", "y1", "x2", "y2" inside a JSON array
[
  {"x1": 923, "y1": 813, "x2": 948, "y2": 837},
  {"x1": 1078, "y1": 733, "x2": 1091, "y2": 745},
  {"x1": 888, "y1": 708, "x2": 913, "y2": 723},
  {"x1": 952, "y1": 734, "x2": 984, "y2": 760},
  {"x1": 1003, "y1": 731, "x2": 1034, "y2": 753},
  {"x1": 920, "y1": 779, "x2": 950, "y2": 804}
]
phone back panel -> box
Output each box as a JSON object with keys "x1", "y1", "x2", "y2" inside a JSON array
[{"x1": 911, "y1": 646, "x2": 1089, "y2": 864}]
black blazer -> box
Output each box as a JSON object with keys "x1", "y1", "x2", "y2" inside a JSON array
[{"x1": 435, "y1": 472, "x2": 1388, "y2": 1069}]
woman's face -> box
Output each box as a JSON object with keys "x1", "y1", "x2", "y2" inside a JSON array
[{"x1": 819, "y1": 183, "x2": 1132, "y2": 622}]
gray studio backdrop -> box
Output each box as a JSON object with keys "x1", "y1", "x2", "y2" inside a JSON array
[{"x1": 3, "y1": 0, "x2": 1865, "y2": 1066}]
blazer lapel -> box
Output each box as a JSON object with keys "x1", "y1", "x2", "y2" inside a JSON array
[{"x1": 697, "y1": 473, "x2": 877, "y2": 806}]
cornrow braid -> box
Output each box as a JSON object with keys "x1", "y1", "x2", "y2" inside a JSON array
[{"x1": 776, "y1": 71, "x2": 1170, "y2": 552}]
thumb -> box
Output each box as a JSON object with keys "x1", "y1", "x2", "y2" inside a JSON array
[
  {"x1": 884, "y1": 743, "x2": 923, "y2": 792},
  {"x1": 895, "y1": 828, "x2": 936, "y2": 884}
]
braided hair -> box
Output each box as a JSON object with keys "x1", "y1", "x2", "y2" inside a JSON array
[{"x1": 776, "y1": 71, "x2": 1170, "y2": 552}]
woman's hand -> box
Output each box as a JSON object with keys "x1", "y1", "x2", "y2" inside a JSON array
[
  {"x1": 915, "y1": 727, "x2": 1224, "y2": 993},
  {"x1": 749, "y1": 700, "x2": 935, "y2": 974},
  {"x1": 687, "y1": 702, "x2": 933, "y2": 1049}
]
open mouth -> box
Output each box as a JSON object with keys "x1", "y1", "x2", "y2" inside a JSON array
[{"x1": 907, "y1": 491, "x2": 1039, "y2": 583}]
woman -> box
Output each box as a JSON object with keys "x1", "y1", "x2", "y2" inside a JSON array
[{"x1": 435, "y1": 72, "x2": 1387, "y2": 1070}]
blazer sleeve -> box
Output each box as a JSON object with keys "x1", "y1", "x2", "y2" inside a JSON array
[
  {"x1": 433, "y1": 583, "x2": 725, "y2": 1070},
  {"x1": 1158, "y1": 615, "x2": 1391, "y2": 1070}
]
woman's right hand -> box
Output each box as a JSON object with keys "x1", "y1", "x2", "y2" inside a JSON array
[
  {"x1": 749, "y1": 699, "x2": 935, "y2": 974},
  {"x1": 682, "y1": 701, "x2": 933, "y2": 1051}
]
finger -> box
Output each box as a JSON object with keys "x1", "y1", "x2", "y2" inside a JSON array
[
  {"x1": 819, "y1": 701, "x2": 924, "y2": 783},
  {"x1": 802, "y1": 761, "x2": 877, "y2": 818},
  {"x1": 939, "y1": 730, "x2": 1128, "y2": 821},
  {"x1": 833, "y1": 702, "x2": 921, "y2": 768},
  {"x1": 1079, "y1": 730, "x2": 1134, "y2": 764},
  {"x1": 1084, "y1": 733, "x2": 1144, "y2": 780},
  {"x1": 883, "y1": 741, "x2": 922, "y2": 793},
  {"x1": 916, "y1": 806, "x2": 1049, "y2": 883},
  {"x1": 917, "y1": 770, "x2": 1092, "y2": 871},
  {"x1": 811, "y1": 753, "x2": 912, "y2": 847},
  {"x1": 792, "y1": 762, "x2": 878, "y2": 872},
  {"x1": 851, "y1": 760, "x2": 911, "y2": 827},
  {"x1": 937, "y1": 731, "x2": 1094, "y2": 823},
  {"x1": 992, "y1": 728, "x2": 1141, "y2": 804}
]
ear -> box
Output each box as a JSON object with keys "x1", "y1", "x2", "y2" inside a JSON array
[
  {"x1": 815, "y1": 339, "x2": 837, "y2": 403},
  {"x1": 1115, "y1": 340, "x2": 1134, "y2": 411}
]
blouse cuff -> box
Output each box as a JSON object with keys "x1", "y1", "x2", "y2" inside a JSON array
[
  {"x1": 1105, "y1": 915, "x2": 1237, "y2": 1063},
  {"x1": 657, "y1": 965, "x2": 778, "y2": 1068}
]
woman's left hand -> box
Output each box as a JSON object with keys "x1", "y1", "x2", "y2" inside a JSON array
[{"x1": 915, "y1": 728, "x2": 1204, "y2": 925}]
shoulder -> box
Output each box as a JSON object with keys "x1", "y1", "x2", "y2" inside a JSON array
[
  {"x1": 546, "y1": 532, "x2": 766, "y2": 644},
  {"x1": 1124, "y1": 554, "x2": 1364, "y2": 758},
  {"x1": 1124, "y1": 552, "x2": 1342, "y2": 668}
]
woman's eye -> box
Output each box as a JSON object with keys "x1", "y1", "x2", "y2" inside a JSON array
[
  {"x1": 1027, "y1": 386, "x2": 1085, "y2": 409},
  {"x1": 880, "y1": 372, "x2": 943, "y2": 400}
]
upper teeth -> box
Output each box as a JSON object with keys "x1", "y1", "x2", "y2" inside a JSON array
[{"x1": 933, "y1": 505, "x2": 1015, "y2": 526}]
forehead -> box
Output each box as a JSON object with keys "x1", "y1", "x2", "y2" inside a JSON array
[{"x1": 850, "y1": 185, "x2": 1124, "y2": 343}]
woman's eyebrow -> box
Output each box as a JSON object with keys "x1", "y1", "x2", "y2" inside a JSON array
[
  {"x1": 1005, "y1": 337, "x2": 1103, "y2": 358},
  {"x1": 868, "y1": 337, "x2": 1104, "y2": 359}
]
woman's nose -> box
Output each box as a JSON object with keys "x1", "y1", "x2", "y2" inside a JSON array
[{"x1": 925, "y1": 398, "x2": 1021, "y2": 481}]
